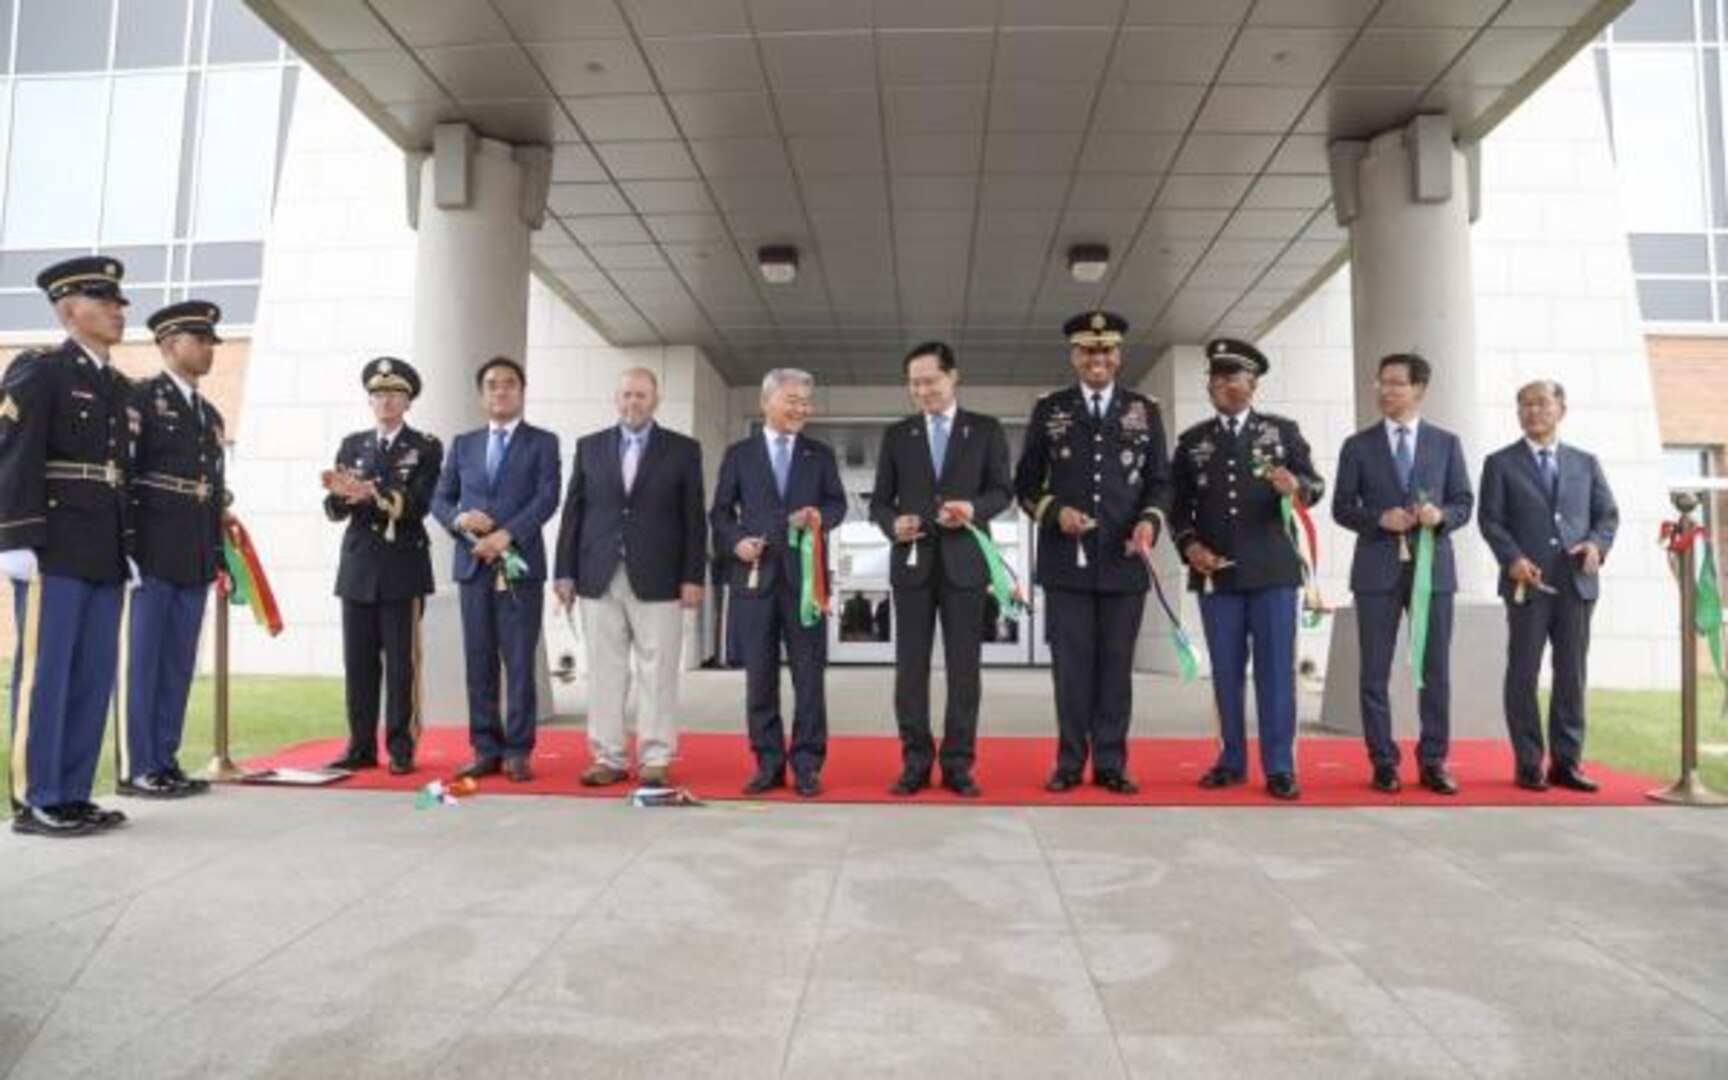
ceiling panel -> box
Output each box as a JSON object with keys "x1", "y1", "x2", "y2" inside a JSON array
[{"x1": 260, "y1": 0, "x2": 1627, "y2": 385}]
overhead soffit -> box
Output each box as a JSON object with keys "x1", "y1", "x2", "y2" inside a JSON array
[{"x1": 247, "y1": 0, "x2": 1630, "y2": 386}]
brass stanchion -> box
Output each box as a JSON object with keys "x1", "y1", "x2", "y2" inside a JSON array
[
  {"x1": 199, "y1": 572, "x2": 255, "y2": 783},
  {"x1": 1649, "y1": 490, "x2": 1727, "y2": 806}
]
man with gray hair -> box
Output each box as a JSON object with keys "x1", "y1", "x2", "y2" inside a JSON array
[
  {"x1": 1478, "y1": 379, "x2": 1618, "y2": 793},
  {"x1": 710, "y1": 369, "x2": 847, "y2": 797},
  {"x1": 554, "y1": 367, "x2": 706, "y2": 788}
]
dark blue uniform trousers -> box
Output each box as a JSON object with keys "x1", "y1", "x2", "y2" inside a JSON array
[
  {"x1": 458, "y1": 577, "x2": 544, "y2": 760},
  {"x1": 9, "y1": 574, "x2": 121, "y2": 810},
  {"x1": 1045, "y1": 587, "x2": 1147, "y2": 777},
  {"x1": 735, "y1": 583, "x2": 828, "y2": 777},
  {"x1": 122, "y1": 576, "x2": 209, "y2": 780},
  {"x1": 1199, "y1": 585, "x2": 1298, "y2": 778},
  {"x1": 1356, "y1": 572, "x2": 1454, "y2": 769}
]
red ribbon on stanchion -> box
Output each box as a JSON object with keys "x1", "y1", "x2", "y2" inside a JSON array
[{"x1": 221, "y1": 514, "x2": 283, "y2": 636}]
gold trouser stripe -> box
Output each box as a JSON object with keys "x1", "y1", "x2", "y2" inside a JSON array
[
  {"x1": 409, "y1": 597, "x2": 423, "y2": 744},
  {"x1": 10, "y1": 575, "x2": 44, "y2": 806},
  {"x1": 115, "y1": 586, "x2": 133, "y2": 780}
]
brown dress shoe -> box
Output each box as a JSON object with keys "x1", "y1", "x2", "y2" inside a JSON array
[{"x1": 579, "y1": 763, "x2": 629, "y2": 787}]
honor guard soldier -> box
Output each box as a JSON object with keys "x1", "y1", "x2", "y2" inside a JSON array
[
  {"x1": 1172, "y1": 339, "x2": 1324, "y2": 801},
  {"x1": 321, "y1": 358, "x2": 441, "y2": 774},
  {"x1": 1, "y1": 256, "x2": 136, "y2": 837},
  {"x1": 1013, "y1": 311, "x2": 1172, "y2": 795},
  {"x1": 118, "y1": 302, "x2": 227, "y2": 800}
]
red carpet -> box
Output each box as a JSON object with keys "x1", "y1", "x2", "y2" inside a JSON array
[{"x1": 244, "y1": 729, "x2": 1660, "y2": 806}]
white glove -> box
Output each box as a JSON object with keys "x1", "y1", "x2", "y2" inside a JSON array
[
  {"x1": 0, "y1": 548, "x2": 38, "y2": 581},
  {"x1": 126, "y1": 556, "x2": 142, "y2": 588}
]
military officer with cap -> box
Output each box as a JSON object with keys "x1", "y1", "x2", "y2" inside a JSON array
[
  {"x1": 118, "y1": 301, "x2": 227, "y2": 801},
  {"x1": 1173, "y1": 339, "x2": 1324, "y2": 801},
  {"x1": 1014, "y1": 310, "x2": 1172, "y2": 795},
  {"x1": 0, "y1": 256, "x2": 136, "y2": 837},
  {"x1": 321, "y1": 357, "x2": 441, "y2": 774}
]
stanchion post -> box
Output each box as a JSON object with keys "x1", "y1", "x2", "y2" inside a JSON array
[
  {"x1": 1648, "y1": 490, "x2": 1727, "y2": 806},
  {"x1": 198, "y1": 572, "x2": 254, "y2": 782}
]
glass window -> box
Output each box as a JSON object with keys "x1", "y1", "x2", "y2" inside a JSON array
[
  {"x1": 116, "y1": 0, "x2": 190, "y2": 69},
  {"x1": 1629, "y1": 232, "x2": 1710, "y2": 274},
  {"x1": 15, "y1": 0, "x2": 113, "y2": 74},
  {"x1": 1609, "y1": 49, "x2": 1708, "y2": 232},
  {"x1": 102, "y1": 72, "x2": 188, "y2": 245},
  {"x1": 0, "y1": 292, "x2": 51, "y2": 331},
  {"x1": 188, "y1": 240, "x2": 262, "y2": 279},
  {"x1": 1637, "y1": 278, "x2": 1712, "y2": 320},
  {"x1": 4, "y1": 78, "x2": 107, "y2": 249},
  {"x1": 191, "y1": 67, "x2": 281, "y2": 240},
  {"x1": 101, "y1": 244, "x2": 170, "y2": 283},
  {"x1": 0, "y1": 248, "x2": 83, "y2": 288},
  {"x1": 207, "y1": 0, "x2": 279, "y2": 64},
  {"x1": 194, "y1": 282, "x2": 256, "y2": 323},
  {"x1": 1612, "y1": 0, "x2": 1697, "y2": 43},
  {"x1": 0, "y1": 1, "x2": 16, "y2": 76}
]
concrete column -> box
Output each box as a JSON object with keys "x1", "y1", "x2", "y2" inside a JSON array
[
  {"x1": 406, "y1": 123, "x2": 554, "y2": 727},
  {"x1": 1322, "y1": 113, "x2": 1506, "y2": 735}
]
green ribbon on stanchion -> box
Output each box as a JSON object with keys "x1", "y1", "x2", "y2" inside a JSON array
[
  {"x1": 1408, "y1": 523, "x2": 1436, "y2": 690},
  {"x1": 963, "y1": 522, "x2": 1027, "y2": 617},
  {"x1": 1696, "y1": 543, "x2": 1726, "y2": 716},
  {"x1": 790, "y1": 510, "x2": 829, "y2": 628}
]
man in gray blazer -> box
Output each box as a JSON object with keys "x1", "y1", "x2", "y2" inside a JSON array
[{"x1": 1477, "y1": 379, "x2": 1619, "y2": 792}]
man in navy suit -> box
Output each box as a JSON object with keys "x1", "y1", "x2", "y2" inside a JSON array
[
  {"x1": 868, "y1": 341, "x2": 1012, "y2": 798},
  {"x1": 554, "y1": 368, "x2": 705, "y2": 788},
  {"x1": 1478, "y1": 380, "x2": 1618, "y2": 793},
  {"x1": 1332, "y1": 352, "x2": 1475, "y2": 795},
  {"x1": 431, "y1": 356, "x2": 561, "y2": 783},
  {"x1": 710, "y1": 369, "x2": 848, "y2": 797}
]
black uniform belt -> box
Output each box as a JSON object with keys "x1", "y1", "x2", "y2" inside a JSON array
[
  {"x1": 44, "y1": 460, "x2": 123, "y2": 487},
  {"x1": 136, "y1": 472, "x2": 213, "y2": 502}
]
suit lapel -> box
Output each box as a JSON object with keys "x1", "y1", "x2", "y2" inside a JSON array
[
  {"x1": 634, "y1": 426, "x2": 670, "y2": 494},
  {"x1": 597, "y1": 428, "x2": 624, "y2": 500},
  {"x1": 751, "y1": 433, "x2": 783, "y2": 507}
]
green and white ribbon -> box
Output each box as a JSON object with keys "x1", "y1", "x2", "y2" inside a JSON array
[
  {"x1": 964, "y1": 522, "x2": 1028, "y2": 618},
  {"x1": 1408, "y1": 523, "x2": 1436, "y2": 690}
]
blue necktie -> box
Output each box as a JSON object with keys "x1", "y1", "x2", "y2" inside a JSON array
[
  {"x1": 485, "y1": 427, "x2": 506, "y2": 485},
  {"x1": 772, "y1": 434, "x2": 792, "y2": 497},
  {"x1": 1538, "y1": 448, "x2": 1557, "y2": 502},
  {"x1": 929, "y1": 413, "x2": 948, "y2": 476},
  {"x1": 1394, "y1": 425, "x2": 1413, "y2": 494}
]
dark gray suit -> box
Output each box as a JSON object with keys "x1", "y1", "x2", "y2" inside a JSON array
[
  {"x1": 1478, "y1": 440, "x2": 1618, "y2": 772},
  {"x1": 1331, "y1": 419, "x2": 1474, "y2": 769}
]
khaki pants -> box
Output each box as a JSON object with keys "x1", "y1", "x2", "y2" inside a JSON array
[{"x1": 581, "y1": 567, "x2": 684, "y2": 768}]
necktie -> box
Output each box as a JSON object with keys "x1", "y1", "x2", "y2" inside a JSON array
[
  {"x1": 1538, "y1": 448, "x2": 1557, "y2": 501},
  {"x1": 1394, "y1": 425, "x2": 1413, "y2": 494},
  {"x1": 622, "y1": 431, "x2": 642, "y2": 493},
  {"x1": 1090, "y1": 392, "x2": 1104, "y2": 421},
  {"x1": 929, "y1": 413, "x2": 949, "y2": 475},
  {"x1": 772, "y1": 434, "x2": 792, "y2": 497},
  {"x1": 190, "y1": 388, "x2": 205, "y2": 429},
  {"x1": 378, "y1": 435, "x2": 391, "y2": 457},
  {"x1": 1225, "y1": 416, "x2": 1239, "y2": 439},
  {"x1": 486, "y1": 427, "x2": 507, "y2": 485}
]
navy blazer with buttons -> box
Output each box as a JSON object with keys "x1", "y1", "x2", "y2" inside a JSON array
[
  {"x1": 709, "y1": 431, "x2": 848, "y2": 596},
  {"x1": 1331, "y1": 419, "x2": 1475, "y2": 594},
  {"x1": 1477, "y1": 440, "x2": 1618, "y2": 602},
  {"x1": 430, "y1": 421, "x2": 562, "y2": 584},
  {"x1": 553, "y1": 423, "x2": 706, "y2": 602}
]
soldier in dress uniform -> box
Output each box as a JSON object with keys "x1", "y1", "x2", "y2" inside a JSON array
[
  {"x1": 0, "y1": 256, "x2": 136, "y2": 837},
  {"x1": 116, "y1": 302, "x2": 227, "y2": 801},
  {"x1": 1172, "y1": 339, "x2": 1324, "y2": 801},
  {"x1": 320, "y1": 358, "x2": 441, "y2": 774},
  {"x1": 1013, "y1": 311, "x2": 1172, "y2": 795}
]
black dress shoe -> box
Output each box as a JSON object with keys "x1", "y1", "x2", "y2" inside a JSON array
[
  {"x1": 504, "y1": 757, "x2": 533, "y2": 783},
  {"x1": 117, "y1": 773, "x2": 184, "y2": 800},
  {"x1": 1419, "y1": 764, "x2": 1459, "y2": 796},
  {"x1": 1266, "y1": 773, "x2": 1301, "y2": 800},
  {"x1": 1198, "y1": 766, "x2": 1246, "y2": 789},
  {"x1": 1093, "y1": 771, "x2": 1140, "y2": 795},
  {"x1": 327, "y1": 753, "x2": 378, "y2": 771},
  {"x1": 1371, "y1": 765, "x2": 1402, "y2": 794},
  {"x1": 1547, "y1": 764, "x2": 1599, "y2": 793},
  {"x1": 742, "y1": 766, "x2": 785, "y2": 795},
  {"x1": 454, "y1": 757, "x2": 502, "y2": 780},
  {"x1": 889, "y1": 769, "x2": 930, "y2": 797},
  {"x1": 388, "y1": 758, "x2": 415, "y2": 776},
  {"x1": 941, "y1": 772, "x2": 982, "y2": 798},
  {"x1": 1515, "y1": 766, "x2": 1549, "y2": 792},
  {"x1": 163, "y1": 765, "x2": 211, "y2": 794},
  {"x1": 1044, "y1": 770, "x2": 1082, "y2": 793},
  {"x1": 59, "y1": 802, "x2": 127, "y2": 829},
  {"x1": 793, "y1": 772, "x2": 822, "y2": 798},
  {"x1": 11, "y1": 805, "x2": 96, "y2": 838}
]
